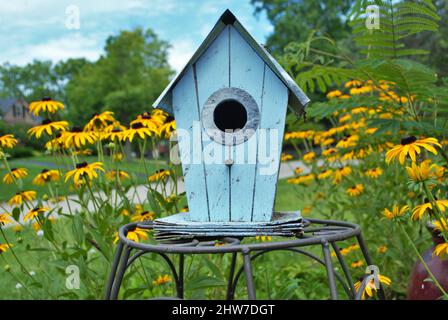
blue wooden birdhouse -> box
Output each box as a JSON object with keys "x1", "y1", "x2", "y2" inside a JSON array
[{"x1": 152, "y1": 9, "x2": 309, "y2": 240}]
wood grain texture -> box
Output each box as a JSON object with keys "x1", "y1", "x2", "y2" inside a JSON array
[
  {"x1": 172, "y1": 66, "x2": 209, "y2": 221},
  {"x1": 229, "y1": 26, "x2": 265, "y2": 221},
  {"x1": 195, "y1": 26, "x2": 231, "y2": 221},
  {"x1": 251, "y1": 66, "x2": 288, "y2": 221}
]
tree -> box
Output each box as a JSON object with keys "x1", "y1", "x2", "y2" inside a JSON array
[{"x1": 65, "y1": 27, "x2": 173, "y2": 125}]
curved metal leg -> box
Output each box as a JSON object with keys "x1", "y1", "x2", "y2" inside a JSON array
[
  {"x1": 322, "y1": 241, "x2": 338, "y2": 300},
  {"x1": 242, "y1": 249, "x2": 256, "y2": 300},
  {"x1": 356, "y1": 233, "x2": 385, "y2": 300},
  {"x1": 104, "y1": 241, "x2": 124, "y2": 300},
  {"x1": 177, "y1": 254, "x2": 184, "y2": 299},
  {"x1": 110, "y1": 245, "x2": 132, "y2": 300},
  {"x1": 331, "y1": 242, "x2": 356, "y2": 299},
  {"x1": 226, "y1": 252, "x2": 238, "y2": 300}
]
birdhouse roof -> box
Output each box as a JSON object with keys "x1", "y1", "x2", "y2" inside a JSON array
[{"x1": 153, "y1": 9, "x2": 310, "y2": 117}]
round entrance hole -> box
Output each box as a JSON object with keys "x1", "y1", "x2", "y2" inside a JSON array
[{"x1": 213, "y1": 99, "x2": 247, "y2": 133}]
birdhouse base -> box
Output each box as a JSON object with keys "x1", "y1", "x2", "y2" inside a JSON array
[{"x1": 153, "y1": 211, "x2": 303, "y2": 242}]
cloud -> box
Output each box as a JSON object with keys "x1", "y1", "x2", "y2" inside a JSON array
[{"x1": 168, "y1": 38, "x2": 196, "y2": 72}]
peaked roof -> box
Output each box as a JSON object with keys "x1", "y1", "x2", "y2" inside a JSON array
[{"x1": 153, "y1": 9, "x2": 310, "y2": 117}]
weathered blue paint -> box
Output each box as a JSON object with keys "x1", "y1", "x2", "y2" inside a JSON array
[
  {"x1": 251, "y1": 67, "x2": 288, "y2": 221},
  {"x1": 229, "y1": 26, "x2": 265, "y2": 221},
  {"x1": 172, "y1": 66, "x2": 209, "y2": 221},
  {"x1": 195, "y1": 26, "x2": 231, "y2": 222}
]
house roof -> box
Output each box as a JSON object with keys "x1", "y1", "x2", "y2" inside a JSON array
[
  {"x1": 0, "y1": 97, "x2": 18, "y2": 114},
  {"x1": 152, "y1": 9, "x2": 310, "y2": 117}
]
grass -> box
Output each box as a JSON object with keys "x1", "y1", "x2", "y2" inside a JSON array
[{"x1": 0, "y1": 155, "x2": 171, "y2": 202}]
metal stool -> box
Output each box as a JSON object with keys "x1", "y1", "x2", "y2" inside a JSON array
[{"x1": 105, "y1": 218, "x2": 384, "y2": 300}]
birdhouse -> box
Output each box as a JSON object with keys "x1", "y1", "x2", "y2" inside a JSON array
[{"x1": 152, "y1": 10, "x2": 309, "y2": 239}]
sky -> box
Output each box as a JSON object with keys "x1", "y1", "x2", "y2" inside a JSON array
[{"x1": 0, "y1": 0, "x2": 273, "y2": 72}]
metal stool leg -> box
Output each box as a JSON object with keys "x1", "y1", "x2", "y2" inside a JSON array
[
  {"x1": 104, "y1": 241, "x2": 124, "y2": 299},
  {"x1": 177, "y1": 254, "x2": 184, "y2": 299},
  {"x1": 226, "y1": 252, "x2": 238, "y2": 300},
  {"x1": 331, "y1": 242, "x2": 356, "y2": 299},
  {"x1": 322, "y1": 241, "x2": 338, "y2": 300},
  {"x1": 110, "y1": 245, "x2": 132, "y2": 300},
  {"x1": 242, "y1": 249, "x2": 256, "y2": 300}
]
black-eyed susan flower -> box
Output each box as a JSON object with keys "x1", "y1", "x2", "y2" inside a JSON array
[
  {"x1": 406, "y1": 161, "x2": 434, "y2": 183},
  {"x1": 383, "y1": 205, "x2": 408, "y2": 220},
  {"x1": 0, "y1": 134, "x2": 18, "y2": 149},
  {"x1": 302, "y1": 151, "x2": 316, "y2": 163},
  {"x1": 0, "y1": 243, "x2": 12, "y2": 253},
  {"x1": 44, "y1": 133, "x2": 65, "y2": 151},
  {"x1": 9, "y1": 190, "x2": 37, "y2": 207},
  {"x1": 28, "y1": 97, "x2": 64, "y2": 116},
  {"x1": 32, "y1": 169, "x2": 60, "y2": 186},
  {"x1": 159, "y1": 116, "x2": 176, "y2": 137},
  {"x1": 0, "y1": 213, "x2": 12, "y2": 226},
  {"x1": 148, "y1": 169, "x2": 170, "y2": 182},
  {"x1": 281, "y1": 153, "x2": 293, "y2": 162},
  {"x1": 114, "y1": 227, "x2": 148, "y2": 243},
  {"x1": 412, "y1": 200, "x2": 448, "y2": 220},
  {"x1": 131, "y1": 211, "x2": 155, "y2": 222},
  {"x1": 354, "y1": 274, "x2": 391, "y2": 300},
  {"x1": 351, "y1": 260, "x2": 364, "y2": 268},
  {"x1": 84, "y1": 111, "x2": 115, "y2": 131},
  {"x1": 105, "y1": 170, "x2": 130, "y2": 181},
  {"x1": 61, "y1": 127, "x2": 99, "y2": 148},
  {"x1": 131, "y1": 111, "x2": 166, "y2": 132},
  {"x1": 326, "y1": 90, "x2": 342, "y2": 99},
  {"x1": 27, "y1": 119, "x2": 69, "y2": 139},
  {"x1": 322, "y1": 148, "x2": 339, "y2": 162},
  {"x1": 386, "y1": 136, "x2": 442, "y2": 164},
  {"x1": 122, "y1": 123, "x2": 153, "y2": 142},
  {"x1": 433, "y1": 243, "x2": 448, "y2": 257},
  {"x1": 377, "y1": 245, "x2": 388, "y2": 254},
  {"x1": 365, "y1": 167, "x2": 383, "y2": 179},
  {"x1": 333, "y1": 166, "x2": 352, "y2": 184},
  {"x1": 336, "y1": 135, "x2": 359, "y2": 149},
  {"x1": 102, "y1": 125, "x2": 126, "y2": 142},
  {"x1": 294, "y1": 167, "x2": 303, "y2": 175},
  {"x1": 24, "y1": 207, "x2": 49, "y2": 222},
  {"x1": 347, "y1": 184, "x2": 364, "y2": 197},
  {"x1": 153, "y1": 274, "x2": 171, "y2": 285},
  {"x1": 317, "y1": 169, "x2": 333, "y2": 180},
  {"x1": 3, "y1": 168, "x2": 27, "y2": 184},
  {"x1": 287, "y1": 173, "x2": 315, "y2": 185},
  {"x1": 255, "y1": 235, "x2": 272, "y2": 242},
  {"x1": 434, "y1": 219, "x2": 448, "y2": 233},
  {"x1": 344, "y1": 80, "x2": 363, "y2": 88},
  {"x1": 65, "y1": 162, "x2": 104, "y2": 185}
]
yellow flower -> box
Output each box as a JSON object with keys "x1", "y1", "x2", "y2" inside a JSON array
[
  {"x1": 383, "y1": 205, "x2": 408, "y2": 220},
  {"x1": 406, "y1": 161, "x2": 434, "y2": 183},
  {"x1": 303, "y1": 151, "x2": 316, "y2": 163},
  {"x1": 365, "y1": 167, "x2": 383, "y2": 179},
  {"x1": 336, "y1": 135, "x2": 359, "y2": 149},
  {"x1": 433, "y1": 243, "x2": 448, "y2": 257},
  {"x1": 333, "y1": 166, "x2": 352, "y2": 184},
  {"x1": 355, "y1": 275, "x2": 391, "y2": 299},
  {"x1": 317, "y1": 169, "x2": 333, "y2": 180},
  {"x1": 131, "y1": 211, "x2": 155, "y2": 222},
  {"x1": 255, "y1": 235, "x2": 272, "y2": 242},
  {"x1": 0, "y1": 213, "x2": 13, "y2": 226},
  {"x1": 433, "y1": 219, "x2": 448, "y2": 233},
  {"x1": 294, "y1": 167, "x2": 303, "y2": 175},
  {"x1": 347, "y1": 184, "x2": 364, "y2": 197},
  {"x1": 153, "y1": 274, "x2": 172, "y2": 285},
  {"x1": 351, "y1": 107, "x2": 368, "y2": 114},
  {"x1": 28, "y1": 97, "x2": 64, "y2": 116},
  {"x1": 159, "y1": 117, "x2": 176, "y2": 138},
  {"x1": 326, "y1": 90, "x2": 342, "y2": 99},
  {"x1": 28, "y1": 119, "x2": 69, "y2": 139},
  {"x1": 338, "y1": 114, "x2": 352, "y2": 123},
  {"x1": 377, "y1": 245, "x2": 388, "y2": 254},
  {"x1": 148, "y1": 169, "x2": 170, "y2": 182},
  {"x1": 287, "y1": 174, "x2": 315, "y2": 185},
  {"x1": 84, "y1": 111, "x2": 115, "y2": 131},
  {"x1": 321, "y1": 138, "x2": 334, "y2": 147},
  {"x1": 32, "y1": 169, "x2": 60, "y2": 186},
  {"x1": 9, "y1": 190, "x2": 37, "y2": 207},
  {"x1": 0, "y1": 134, "x2": 18, "y2": 149},
  {"x1": 105, "y1": 170, "x2": 130, "y2": 181},
  {"x1": 130, "y1": 111, "x2": 166, "y2": 132},
  {"x1": 386, "y1": 136, "x2": 442, "y2": 164},
  {"x1": 13, "y1": 225, "x2": 23, "y2": 233},
  {"x1": 3, "y1": 168, "x2": 28, "y2": 184},
  {"x1": 24, "y1": 207, "x2": 49, "y2": 222},
  {"x1": 113, "y1": 153, "x2": 124, "y2": 162},
  {"x1": 61, "y1": 127, "x2": 99, "y2": 148},
  {"x1": 0, "y1": 243, "x2": 12, "y2": 253},
  {"x1": 412, "y1": 200, "x2": 448, "y2": 220},
  {"x1": 122, "y1": 123, "x2": 153, "y2": 142},
  {"x1": 344, "y1": 80, "x2": 363, "y2": 88},
  {"x1": 322, "y1": 148, "x2": 339, "y2": 162},
  {"x1": 351, "y1": 260, "x2": 364, "y2": 268},
  {"x1": 65, "y1": 162, "x2": 105, "y2": 185},
  {"x1": 281, "y1": 153, "x2": 293, "y2": 161},
  {"x1": 124, "y1": 227, "x2": 149, "y2": 243}
]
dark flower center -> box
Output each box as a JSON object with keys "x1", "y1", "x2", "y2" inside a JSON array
[
  {"x1": 71, "y1": 126, "x2": 83, "y2": 132},
  {"x1": 42, "y1": 119, "x2": 52, "y2": 125},
  {"x1": 131, "y1": 122, "x2": 144, "y2": 129},
  {"x1": 32, "y1": 207, "x2": 40, "y2": 212},
  {"x1": 166, "y1": 116, "x2": 174, "y2": 122},
  {"x1": 112, "y1": 128, "x2": 122, "y2": 132},
  {"x1": 42, "y1": 97, "x2": 52, "y2": 101},
  {"x1": 76, "y1": 162, "x2": 88, "y2": 169},
  {"x1": 401, "y1": 136, "x2": 417, "y2": 145},
  {"x1": 141, "y1": 211, "x2": 149, "y2": 216},
  {"x1": 11, "y1": 167, "x2": 17, "y2": 171},
  {"x1": 155, "y1": 169, "x2": 165, "y2": 174},
  {"x1": 41, "y1": 169, "x2": 49, "y2": 174}
]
